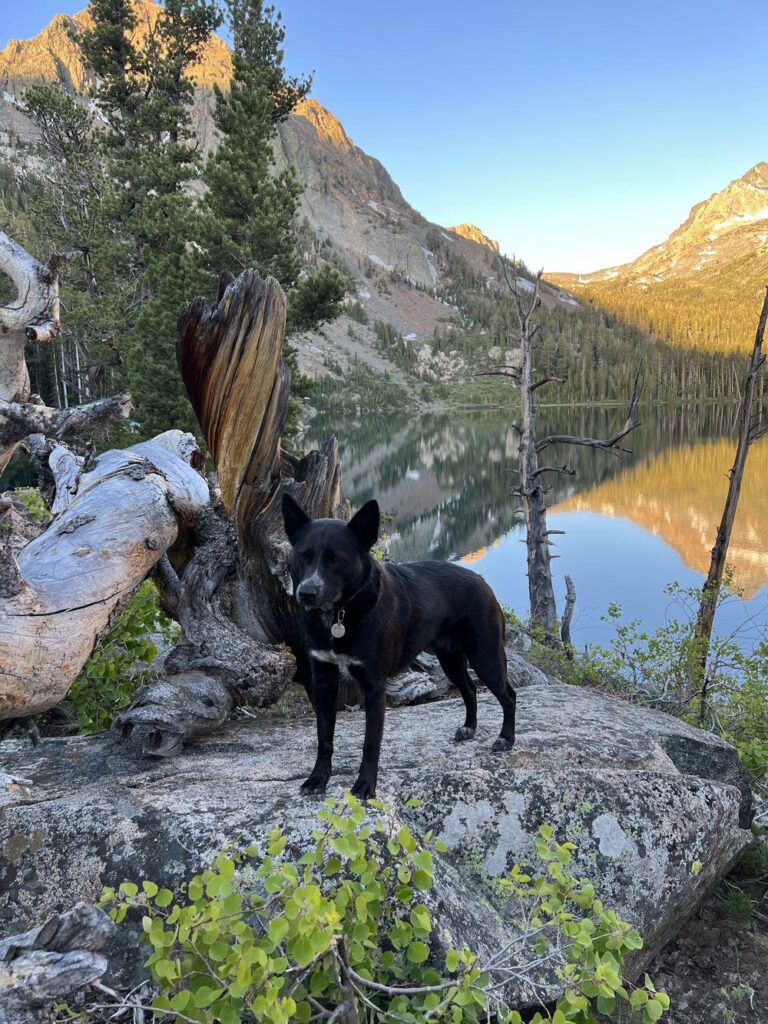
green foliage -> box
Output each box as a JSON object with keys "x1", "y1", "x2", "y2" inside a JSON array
[
  {"x1": 18, "y1": 0, "x2": 337, "y2": 442},
  {"x1": 204, "y1": 0, "x2": 308, "y2": 288},
  {"x1": 409, "y1": 236, "x2": 753, "y2": 408},
  {"x1": 68, "y1": 582, "x2": 178, "y2": 733},
  {"x1": 499, "y1": 824, "x2": 669, "y2": 1024},
  {"x1": 78, "y1": 0, "x2": 221, "y2": 438},
  {"x1": 20, "y1": 82, "x2": 131, "y2": 418},
  {"x1": 12, "y1": 486, "x2": 50, "y2": 524},
  {"x1": 346, "y1": 299, "x2": 369, "y2": 324},
  {"x1": 570, "y1": 268, "x2": 768, "y2": 358},
  {"x1": 717, "y1": 830, "x2": 768, "y2": 927},
  {"x1": 286, "y1": 264, "x2": 346, "y2": 335},
  {"x1": 717, "y1": 883, "x2": 758, "y2": 925},
  {"x1": 203, "y1": 0, "x2": 344, "y2": 440},
  {"x1": 101, "y1": 796, "x2": 667, "y2": 1023},
  {"x1": 315, "y1": 355, "x2": 412, "y2": 416},
  {"x1": 519, "y1": 580, "x2": 768, "y2": 788}
]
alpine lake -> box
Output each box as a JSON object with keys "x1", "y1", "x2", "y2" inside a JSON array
[{"x1": 307, "y1": 403, "x2": 768, "y2": 651}]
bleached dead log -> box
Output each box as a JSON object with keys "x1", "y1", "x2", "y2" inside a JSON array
[
  {"x1": 0, "y1": 233, "x2": 130, "y2": 475},
  {"x1": 0, "y1": 430, "x2": 210, "y2": 720},
  {"x1": 1, "y1": 234, "x2": 75, "y2": 473},
  {"x1": 0, "y1": 903, "x2": 113, "y2": 1024},
  {"x1": 0, "y1": 391, "x2": 131, "y2": 446}
]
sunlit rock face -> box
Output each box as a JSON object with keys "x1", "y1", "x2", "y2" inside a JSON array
[
  {"x1": 550, "y1": 162, "x2": 768, "y2": 353},
  {"x1": 556, "y1": 437, "x2": 768, "y2": 597},
  {"x1": 0, "y1": 1, "x2": 232, "y2": 93},
  {"x1": 447, "y1": 222, "x2": 500, "y2": 253},
  {"x1": 1, "y1": 685, "x2": 752, "y2": 1002}
]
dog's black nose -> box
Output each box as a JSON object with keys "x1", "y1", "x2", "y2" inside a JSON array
[{"x1": 297, "y1": 583, "x2": 319, "y2": 606}]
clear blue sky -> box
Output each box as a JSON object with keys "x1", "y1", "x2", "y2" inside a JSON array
[{"x1": 5, "y1": 1, "x2": 767, "y2": 271}]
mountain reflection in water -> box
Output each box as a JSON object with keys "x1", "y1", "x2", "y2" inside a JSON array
[{"x1": 307, "y1": 404, "x2": 768, "y2": 646}]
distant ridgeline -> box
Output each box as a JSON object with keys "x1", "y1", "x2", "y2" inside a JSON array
[
  {"x1": 549, "y1": 163, "x2": 768, "y2": 362},
  {"x1": 0, "y1": 2, "x2": 761, "y2": 418}
]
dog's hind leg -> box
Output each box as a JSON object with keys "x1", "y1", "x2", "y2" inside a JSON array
[
  {"x1": 433, "y1": 643, "x2": 478, "y2": 741},
  {"x1": 466, "y1": 622, "x2": 516, "y2": 752}
]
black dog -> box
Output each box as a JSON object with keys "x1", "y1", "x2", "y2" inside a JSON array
[{"x1": 282, "y1": 494, "x2": 516, "y2": 798}]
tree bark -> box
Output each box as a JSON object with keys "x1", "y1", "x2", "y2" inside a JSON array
[
  {"x1": 0, "y1": 263, "x2": 341, "y2": 743},
  {"x1": 515, "y1": 277, "x2": 559, "y2": 631},
  {"x1": 177, "y1": 269, "x2": 341, "y2": 649},
  {"x1": 0, "y1": 391, "x2": 131, "y2": 447},
  {"x1": 695, "y1": 288, "x2": 768, "y2": 715}
]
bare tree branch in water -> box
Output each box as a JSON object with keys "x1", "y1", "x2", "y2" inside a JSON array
[{"x1": 496, "y1": 257, "x2": 643, "y2": 636}]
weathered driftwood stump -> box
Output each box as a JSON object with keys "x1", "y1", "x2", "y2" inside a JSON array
[
  {"x1": 0, "y1": 903, "x2": 113, "y2": 1024},
  {"x1": 0, "y1": 233, "x2": 131, "y2": 475},
  {"x1": 113, "y1": 270, "x2": 343, "y2": 752},
  {"x1": 0, "y1": 430, "x2": 210, "y2": 718}
]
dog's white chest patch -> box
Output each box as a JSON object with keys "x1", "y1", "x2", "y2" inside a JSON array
[{"x1": 310, "y1": 648, "x2": 362, "y2": 682}]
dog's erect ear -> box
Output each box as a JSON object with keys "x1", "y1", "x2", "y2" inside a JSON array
[
  {"x1": 282, "y1": 493, "x2": 311, "y2": 544},
  {"x1": 347, "y1": 499, "x2": 380, "y2": 551}
]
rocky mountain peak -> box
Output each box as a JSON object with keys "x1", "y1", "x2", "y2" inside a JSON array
[
  {"x1": 447, "y1": 223, "x2": 500, "y2": 253},
  {"x1": 0, "y1": 0, "x2": 232, "y2": 95},
  {"x1": 294, "y1": 98, "x2": 354, "y2": 153}
]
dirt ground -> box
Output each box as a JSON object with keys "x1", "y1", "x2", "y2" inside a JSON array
[{"x1": 649, "y1": 899, "x2": 768, "y2": 1024}]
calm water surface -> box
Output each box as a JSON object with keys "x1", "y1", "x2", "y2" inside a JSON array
[{"x1": 308, "y1": 404, "x2": 768, "y2": 649}]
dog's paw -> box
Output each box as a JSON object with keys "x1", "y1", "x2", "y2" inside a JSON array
[
  {"x1": 300, "y1": 773, "x2": 329, "y2": 796},
  {"x1": 454, "y1": 725, "x2": 476, "y2": 742},
  {"x1": 350, "y1": 776, "x2": 376, "y2": 801},
  {"x1": 491, "y1": 736, "x2": 514, "y2": 752}
]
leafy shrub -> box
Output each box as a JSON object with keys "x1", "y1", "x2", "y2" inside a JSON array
[
  {"x1": 68, "y1": 581, "x2": 178, "y2": 733},
  {"x1": 101, "y1": 794, "x2": 668, "y2": 1024},
  {"x1": 513, "y1": 582, "x2": 768, "y2": 788},
  {"x1": 13, "y1": 485, "x2": 50, "y2": 523}
]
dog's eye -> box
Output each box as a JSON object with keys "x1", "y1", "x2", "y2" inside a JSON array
[{"x1": 326, "y1": 552, "x2": 339, "y2": 566}]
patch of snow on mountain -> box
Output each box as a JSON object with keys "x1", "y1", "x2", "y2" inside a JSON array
[
  {"x1": 711, "y1": 205, "x2": 768, "y2": 233},
  {"x1": 516, "y1": 277, "x2": 535, "y2": 293}
]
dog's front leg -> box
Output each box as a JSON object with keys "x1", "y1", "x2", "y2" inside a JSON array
[
  {"x1": 351, "y1": 676, "x2": 386, "y2": 800},
  {"x1": 301, "y1": 661, "x2": 339, "y2": 795}
]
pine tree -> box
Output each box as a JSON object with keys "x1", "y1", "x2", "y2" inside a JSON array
[
  {"x1": 204, "y1": 0, "x2": 346, "y2": 437},
  {"x1": 204, "y1": 0, "x2": 308, "y2": 286},
  {"x1": 78, "y1": 0, "x2": 222, "y2": 436},
  {"x1": 21, "y1": 84, "x2": 129, "y2": 409}
]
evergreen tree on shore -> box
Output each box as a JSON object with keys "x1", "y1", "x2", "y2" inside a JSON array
[
  {"x1": 78, "y1": 0, "x2": 222, "y2": 436},
  {"x1": 204, "y1": 0, "x2": 345, "y2": 435}
]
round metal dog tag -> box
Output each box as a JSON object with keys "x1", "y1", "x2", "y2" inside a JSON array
[{"x1": 331, "y1": 621, "x2": 346, "y2": 639}]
